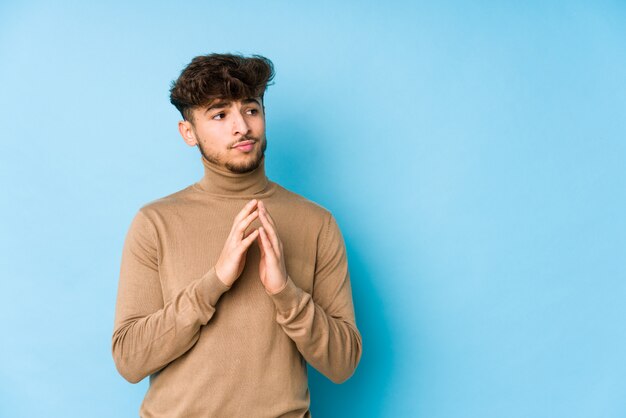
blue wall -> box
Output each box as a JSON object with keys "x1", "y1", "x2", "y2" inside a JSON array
[{"x1": 1, "y1": 1, "x2": 625, "y2": 417}]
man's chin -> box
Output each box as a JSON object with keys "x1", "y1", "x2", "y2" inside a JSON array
[{"x1": 225, "y1": 154, "x2": 264, "y2": 174}]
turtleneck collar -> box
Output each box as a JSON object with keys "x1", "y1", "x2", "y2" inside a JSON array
[{"x1": 194, "y1": 154, "x2": 274, "y2": 198}]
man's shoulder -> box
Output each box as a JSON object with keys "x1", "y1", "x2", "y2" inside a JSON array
[
  {"x1": 135, "y1": 184, "x2": 198, "y2": 218},
  {"x1": 272, "y1": 182, "x2": 334, "y2": 222}
]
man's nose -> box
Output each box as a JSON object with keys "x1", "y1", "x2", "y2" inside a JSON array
[{"x1": 232, "y1": 112, "x2": 250, "y2": 135}]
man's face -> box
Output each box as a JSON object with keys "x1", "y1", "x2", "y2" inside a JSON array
[{"x1": 179, "y1": 97, "x2": 267, "y2": 174}]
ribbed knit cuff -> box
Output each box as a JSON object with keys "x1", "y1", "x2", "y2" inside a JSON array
[
  {"x1": 195, "y1": 266, "x2": 232, "y2": 324},
  {"x1": 266, "y1": 276, "x2": 302, "y2": 313}
]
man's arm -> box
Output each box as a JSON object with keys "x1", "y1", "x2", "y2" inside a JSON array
[
  {"x1": 112, "y1": 200, "x2": 260, "y2": 383},
  {"x1": 111, "y1": 210, "x2": 231, "y2": 383},
  {"x1": 263, "y1": 211, "x2": 363, "y2": 384}
]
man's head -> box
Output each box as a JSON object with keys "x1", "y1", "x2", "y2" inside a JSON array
[{"x1": 170, "y1": 53, "x2": 275, "y2": 174}]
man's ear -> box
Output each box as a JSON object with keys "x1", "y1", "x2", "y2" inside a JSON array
[{"x1": 178, "y1": 120, "x2": 197, "y2": 146}]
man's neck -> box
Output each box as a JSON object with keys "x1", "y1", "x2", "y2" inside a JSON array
[{"x1": 195, "y1": 155, "x2": 270, "y2": 196}]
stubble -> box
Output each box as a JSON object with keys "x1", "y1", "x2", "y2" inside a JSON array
[{"x1": 197, "y1": 136, "x2": 267, "y2": 174}]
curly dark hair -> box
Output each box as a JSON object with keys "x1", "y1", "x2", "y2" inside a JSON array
[{"x1": 169, "y1": 53, "x2": 275, "y2": 121}]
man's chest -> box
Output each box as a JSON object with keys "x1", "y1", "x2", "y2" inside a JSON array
[{"x1": 153, "y1": 210, "x2": 319, "y2": 303}]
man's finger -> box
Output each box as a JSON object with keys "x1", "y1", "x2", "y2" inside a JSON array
[
  {"x1": 259, "y1": 201, "x2": 277, "y2": 229},
  {"x1": 258, "y1": 227, "x2": 277, "y2": 261},
  {"x1": 235, "y1": 209, "x2": 259, "y2": 237},
  {"x1": 260, "y1": 203, "x2": 282, "y2": 250},
  {"x1": 240, "y1": 229, "x2": 259, "y2": 249},
  {"x1": 257, "y1": 232, "x2": 266, "y2": 259},
  {"x1": 259, "y1": 209, "x2": 282, "y2": 254},
  {"x1": 231, "y1": 199, "x2": 258, "y2": 230}
]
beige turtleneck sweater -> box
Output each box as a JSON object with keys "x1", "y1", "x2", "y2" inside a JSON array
[{"x1": 112, "y1": 155, "x2": 362, "y2": 418}]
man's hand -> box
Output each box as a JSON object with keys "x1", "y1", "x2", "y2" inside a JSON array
[
  {"x1": 256, "y1": 200, "x2": 288, "y2": 294},
  {"x1": 215, "y1": 199, "x2": 260, "y2": 286}
]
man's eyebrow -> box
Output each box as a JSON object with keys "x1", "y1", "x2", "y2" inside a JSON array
[
  {"x1": 242, "y1": 98, "x2": 261, "y2": 106},
  {"x1": 203, "y1": 98, "x2": 261, "y2": 114},
  {"x1": 204, "y1": 100, "x2": 231, "y2": 114}
]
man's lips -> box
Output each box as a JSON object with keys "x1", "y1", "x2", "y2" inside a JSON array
[
  {"x1": 232, "y1": 140, "x2": 256, "y2": 149},
  {"x1": 232, "y1": 140, "x2": 256, "y2": 152}
]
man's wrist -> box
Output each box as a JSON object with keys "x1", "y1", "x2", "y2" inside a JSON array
[
  {"x1": 214, "y1": 264, "x2": 230, "y2": 286},
  {"x1": 266, "y1": 279, "x2": 288, "y2": 295}
]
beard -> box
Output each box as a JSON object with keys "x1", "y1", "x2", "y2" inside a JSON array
[{"x1": 197, "y1": 134, "x2": 267, "y2": 174}]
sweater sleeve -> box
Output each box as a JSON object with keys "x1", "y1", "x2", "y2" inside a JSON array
[
  {"x1": 111, "y1": 210, "x2": 231, "y2": 384},
  {"x1": 266, "y1": 213, "x2": 363, "y2": 384}
]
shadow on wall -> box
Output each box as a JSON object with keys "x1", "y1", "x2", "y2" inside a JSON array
[{"x1": 269, "y1": 115, "x2": 395, "y2": 417}]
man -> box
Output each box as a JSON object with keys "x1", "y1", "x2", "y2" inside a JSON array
[{"x1": 112, "y1": 53, "x2": 362, "y2": 417}]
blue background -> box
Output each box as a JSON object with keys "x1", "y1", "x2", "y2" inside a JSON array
[{"x1": 1, "y1": 1, "x2": 625, "y2": 417}]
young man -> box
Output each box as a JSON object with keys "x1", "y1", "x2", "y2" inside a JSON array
[{"x1": 111, "y1": 53, "x2": 362, "y2": 417}]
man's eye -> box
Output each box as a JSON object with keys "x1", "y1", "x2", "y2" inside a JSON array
[
  {"x1": 212, "y1": 112, "x2": 225, "y2": 120},
  {"x1": 246, "y1": 108, "x2": 258, "y2": 115}
]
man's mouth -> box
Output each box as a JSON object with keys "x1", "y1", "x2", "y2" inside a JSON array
[{"x1": 232, "y1": 140, "x2": 256, "y2": 152}]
